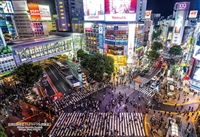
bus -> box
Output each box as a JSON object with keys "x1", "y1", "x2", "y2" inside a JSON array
[{"x1": 56, "y1": 62, "x2": 69, "y2": 70}]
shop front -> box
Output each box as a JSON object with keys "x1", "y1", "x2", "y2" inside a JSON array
[{"x1": 107, "y1": 54, "x2": 127, "y2": 72}]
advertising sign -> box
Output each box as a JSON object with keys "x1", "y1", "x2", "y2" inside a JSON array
[
  {"x1": 28, "y1": 4, "x2": 41, "y2": 20},
  {"x1": 189, "y1": 10, "x2": 198, "y2": 18},
  {"x1": 145, "y1": 10, "x2": 152, "y2": 19},
  {"x1": 172, "y1": 2, "x2": 190, "y2": 45},
  {"x1": 127, "y1": 24, "x2": 136, "y2": 63},
  {"x1": 2, "y1": 1, "x2": 14, "y2": 13},
  {"x1": 84, "y1": 22, "x2": 93, "y2": 31},
  {"x1": 83, "y1": 0, "x2": 104, "y2": 21},
  {"x1": 39, "y1": 5, "x2": 51, "y2": 20},
  {"x1": 105, "y1": 0, "x2": 137, "y2": 21}
]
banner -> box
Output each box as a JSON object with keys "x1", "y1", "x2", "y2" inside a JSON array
[
  {"x1": 145, "y1": 10, "x2": 152, "y2": 19},
  {"x1": 189, "y1": 10, "x2": 198, "y2": 18},
  {"x1": 28, "y1": 3, "x2": 41, "y2": 20}
]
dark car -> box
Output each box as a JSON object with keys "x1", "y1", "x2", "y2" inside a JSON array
[
  {"x1": 146, "y1": 80, "x2": 153, "y2": 85},
  {"x1": 159, "y1": 76, "x2": 164, "y2": 81},
  {"x1": 139, "y1": 72, "x2": 145, "y2": 77},
  {"x1": 143, "y1": 69, "x2": 149, "y2": 73}
]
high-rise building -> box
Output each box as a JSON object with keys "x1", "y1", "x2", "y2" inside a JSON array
[
  {"x1": 12, "y1": 0, "x2": 34, "y2": 38},
  {"x1": 54, "y1": 0, "x2": 71, "y2": 31},
  {"x1": 136, "y1": 0, "x2": 148, "y2": 21},
  {"x1": 54, "y1": 0, "x2": 84, "y2": 32}
]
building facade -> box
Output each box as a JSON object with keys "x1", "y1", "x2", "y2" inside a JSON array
[{"x1": 12, "y1": 0, "x2": 34, "y2": 38}]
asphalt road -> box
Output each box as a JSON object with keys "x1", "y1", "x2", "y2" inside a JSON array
[
  {"x1": 144, "y1": 65, "x2": 162, "y2": 79},
  {"x1": 62, "y1": 60, "x2": 80, "y2": 79},
  {"x1": 44, "y1": 81, "x2": 55, "y2": 96},
  {"x1": 45, "y1": 65, "x2": 73, "y2": 95}
]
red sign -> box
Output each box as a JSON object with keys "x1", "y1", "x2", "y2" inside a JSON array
[
  {"x1": 189, "y1": 10, "x2": 198, "y2": 18},
  {"x1": 28, "y1": 4, "x2": 41, "y2": 20}
]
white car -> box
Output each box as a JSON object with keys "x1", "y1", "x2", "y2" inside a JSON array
[
  {"x1": 150, "y1": 82, "x2": 156, "y2": 89},
  {"x1": 151, "y1": 76, "x2": 157, "y2": 81}
]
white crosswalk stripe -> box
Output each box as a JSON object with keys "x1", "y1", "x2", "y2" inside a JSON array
[
  {"x1": 53, "y1": 86, "x2": 106, "y2": 111},
  {"x1": 140, "y1": 87, "x2": 155, "y2": 97},
  {"x1": 49, "y1": 112, "x2": 146, "y2": 137}
]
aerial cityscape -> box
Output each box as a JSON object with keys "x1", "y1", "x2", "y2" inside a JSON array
[{"x1": 0, "y1": 0, "x2": 199, "y2": 137}]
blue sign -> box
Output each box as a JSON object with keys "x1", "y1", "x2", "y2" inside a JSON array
[
  {"x1": 99, "y1": 34, "x2": 103, "y2": 49},
  {"x1": 197, "y1": 33, "x2": 200, "y2": 46}
]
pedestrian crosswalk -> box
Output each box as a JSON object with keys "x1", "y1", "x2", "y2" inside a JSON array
[
  {"x1": 140, "y1": 87, "x2": 155, "y2": 97},
  {"x1": 53, "y1": 89, "x2": 96, "y2": 111},
  {"x1": 49, "y1": 112, "x2": 146, "y2": 137}
]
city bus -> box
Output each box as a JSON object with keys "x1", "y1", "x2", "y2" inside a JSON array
[{"x1": 56, "y1": 62, "x2": 69, "y2": 70}]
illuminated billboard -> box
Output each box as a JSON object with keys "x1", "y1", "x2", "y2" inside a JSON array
[
  {"x1": 2, "y1": 1, "x2": 14, "y2": 13},
  {"x1": 189, "y1": 10, "x2": 198, "y2": 18},
  {"x1": 28, "y1": 4, "x2": 51, "y2": 21},
  {"x1": 172, "y1": 2, "x2": 190, "y2": 45},
  {"x1": 145, "y1": 10, "x2": 151, "y2": 19},
  {"x1": 83, "y1": 0, "x2": 104, "y2": 21},
  {"x1": 39, "y1": 5, "x2": 51, "y2": 20},
  {"x1": 127, "y1": 23, "x2": 136, "y2": 63},
  {"x1": 105, "y1": 0, "x2": 137, "y2": 21},
  {"x1": 28, "y1": 3, "x2": 41, "y2": 20}
]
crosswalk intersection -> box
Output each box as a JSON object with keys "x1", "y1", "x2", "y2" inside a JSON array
[
  {"x1": 140, "y1": 87, "x2": 155, "y2": 97},
  {"x1": 49, "y1": 112, "x2": 146, "y2": 137},
  {"x1": 53, "y1": 89, "x2": 96, "y2": 111}
]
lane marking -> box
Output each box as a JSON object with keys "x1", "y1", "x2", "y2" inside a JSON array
[
  {"x1": 62, "y1": 85, "x2": 67, "y2": 91},
  {"x1": 49, "y1": 67, "x2": 58, "y2": 80}
]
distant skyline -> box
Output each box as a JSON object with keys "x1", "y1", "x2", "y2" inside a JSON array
[{"x1": 147, "y1": 0, "x2": 200, "y2": 17}]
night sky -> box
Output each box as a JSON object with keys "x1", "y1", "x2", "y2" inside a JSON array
[
  {"x1": 27, "y1": 0, "x2": 200, "y2": 17},
  {"x1": 147, "y1": 0, "x2": 200, "y2": 17}
]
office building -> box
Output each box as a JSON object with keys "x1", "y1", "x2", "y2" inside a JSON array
[
  {"x1": 54, "y1": 0, "x2": 71, "y2": 31},
  {"x1": 12, "y1": 0, "x2": 34, "y2": 38},
  {"x1": 54, "y1": 0, "x2": 84, "y2": 32}
]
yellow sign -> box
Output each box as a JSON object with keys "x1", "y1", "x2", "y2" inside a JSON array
[
  {"x1": 107, "y1": 54, "x2": 127, "y2": 66},
  {"x1": 136, "y1": 46, "x2": 144, "y2": 51}
]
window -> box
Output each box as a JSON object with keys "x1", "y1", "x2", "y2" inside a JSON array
[
  {"x1": 59, "y1": 2, "x2": 63, "y2": 4},
  {"x1": 60, "y1": 9, "x2": 64, "y2": 12},
  {"x1": 62, "y1": 24, "x2": 66, "y2": 26},
  {"x1": 59, "y1": 6, "x2": 63, "y2": 8}
]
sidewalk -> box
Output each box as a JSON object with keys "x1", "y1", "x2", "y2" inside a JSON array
[{"x1": 145, "y1": 109, "x2": 199, "y2": 137}]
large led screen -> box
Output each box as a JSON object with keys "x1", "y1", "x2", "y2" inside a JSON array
[
  {"x1": 105, "y1": 0, "x2": 137, "y2": 21},
  {"x1": 83, "y1": 0, "x2": 105, "y2": 21}
]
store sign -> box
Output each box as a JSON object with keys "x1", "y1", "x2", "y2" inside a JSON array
[
  {"x1": 98, "y1": 24, "x2": 103, "y2": 34},
  {"x1": 39, "y1": 5, "x2": 51, "y2": 20},
  {"x1": 127, "y1": 24, "x2": 136, "y2": 63},
  {"x1": 189, "y1": 10, "x2": 198, "y2": 18},
  {"x1": 99, "y1": 34, "x2": 103, "y2": 49},
  {"x1": 83, "y1": 0, "x2": 105, "y2": 21},
  {"x1": 145, "y1": 10, "x2": 152, "y2": 19},
  {"x1": 28, "y1": 3, "x2": 41, "y2": 20},
  {"x1": 2, "y1": 1, "x2": 14, "y2": 13},
  {"x1": 84, "y1": 22, "x2": 93, "y2": 31},
  {"x1": 105, "y1": 0, "x2": 137, "y2": 21}
]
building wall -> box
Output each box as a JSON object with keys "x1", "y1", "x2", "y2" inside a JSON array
[
  {"x1": 14, "y1": 14, "x2": 34, "y2": 38},
  {"x1": 55, "y1": 0, "x2": 71, "y2": 31},
  {"x1": 0, "y1": 53, "x2": 16, "y2": 74},
  {"x1": 42, "y1": 21, "x2": 57, "y2": 36}
]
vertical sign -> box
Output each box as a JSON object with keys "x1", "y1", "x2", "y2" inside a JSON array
[
  {"x1": 172, "y1": 2, "x2": 190, "y2": 45},
  {"x1": 127, "y1": 23, "x2": 136, "y2": 63},
  {"x1": 99, "y1": 24, "x2": 103, "y2": 49},
  {"x1": 28, "y1": 3, "x2": 41, "y2": 20}
]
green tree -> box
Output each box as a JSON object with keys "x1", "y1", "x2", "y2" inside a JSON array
[
  {"x1": 152, "y1": 29, "x2": 162, "y2": 41},
  {"x1": 13, "y1": 63, "x2": 43, "y2": 88},
  {"x1": 0, "y1": 125, "x2": 7, "y2": 137},
  {"x1": 151, "y1": 41, "x2": 163, "y2": 51},
  {"x1": 146, "y1": 50, "x2": 160, "y2": 62},
  {"x1": 103, "y1": 55, "x2": 114, "y2": 75},
  {"x1": 168, "y1": 45, "x2": 182, "y2": 56},
  {"x1": 77, "y1": 50, "x2": 114, "y2": 82}
]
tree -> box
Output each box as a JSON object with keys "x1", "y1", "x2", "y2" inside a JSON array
[
  {"x1": 152, "y1": 29, "x2": 162, "y2": 41},
  {"x1": 151, "y1": 41, "x2": 163, "y2": 51},
  {"x1": 146, "y1": 50, "x2": 160, "y2": 62},
  {"x1": 0, "y1": 125, "x2": 7, "y2": 137},
  {"x1": 103, "y1": 55, "x2": 114, "y2": 75},
  {"x1": 77, "y1": 50, "x2": 114, "y2": 82},
  {"x1": 168, "y1": 45, "x2": 182, "y2": 56},
  {"x1": 13, "y1": 63, "x2": 43, "y2": 88}
]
